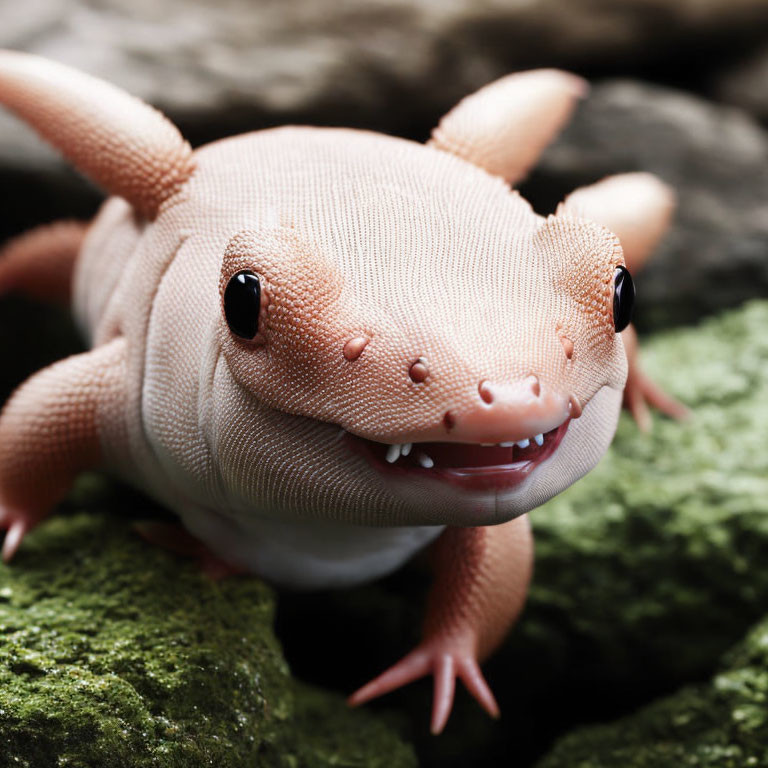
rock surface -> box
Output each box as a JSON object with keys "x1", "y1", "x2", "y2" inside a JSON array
[
  {"x1": 716, "y1": 46, "x2": 768, "y2": 123},
  {"x1": 0, "y1": 509, "x2": 416, "y2": 768},
  {"x1": 526, "y1": 300, "x2": 768, "y2": 681},
  {"x1": 1, "y1": 0, "x2": 766, "y2": 137},
  {"x1": 536, "y1": 614, "x2": 768, "y2": 768},
  {"x1": 528, "y1": 81, "x2": 768, "y2": 330},
  {"x1": 277, "y1": 300, "x2": 768, "y2": 767}
]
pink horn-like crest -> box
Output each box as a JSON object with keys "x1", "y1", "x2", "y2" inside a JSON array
[{"x1": 0, "y1": 50, "x2": 195, "y2": 220}]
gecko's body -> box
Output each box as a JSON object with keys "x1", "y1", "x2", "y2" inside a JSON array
[
  {"x1": 75, "y1": 127, "x2": 621, "y2": 588},
  {"x1": 0, "y1": 52, "x2": 684, "y2": 731}
]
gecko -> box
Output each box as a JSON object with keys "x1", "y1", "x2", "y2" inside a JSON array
[{"x1": 0, "y1": 51, "x2": 686, "y2": 733}]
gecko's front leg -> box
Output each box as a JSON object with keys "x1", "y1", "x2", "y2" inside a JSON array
[
  {"x1": 349, "y1": 516, "x2": 533, "y2": 733},
  {"x1": 0, "y1": 337, "x2": 127, "y2": 560}
]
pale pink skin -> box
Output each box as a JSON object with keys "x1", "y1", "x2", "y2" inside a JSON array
[{"x1": 0, "y1": 52, "x2": 685, "y2": 734}]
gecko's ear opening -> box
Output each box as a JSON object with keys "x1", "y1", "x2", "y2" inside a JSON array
[{"x1": 0, "y1": 50, "x2": 195, "y2": 220}]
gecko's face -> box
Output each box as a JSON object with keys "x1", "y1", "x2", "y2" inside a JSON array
[
  {"x1": 203, "y1": 129, "x2": 630, "y2": 526},
  {"x1": 0, "y1": 52, "x2": 652, "y2": 534}
]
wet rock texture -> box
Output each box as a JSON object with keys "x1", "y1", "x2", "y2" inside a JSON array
[{"x1": 0, "y1": 511, "x2": 416, "y2": 768}]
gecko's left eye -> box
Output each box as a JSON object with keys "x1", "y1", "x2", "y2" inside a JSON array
[
  {"x1": 224, "y1": 270, "x2": 261, "y2": 339},
  {"x1": 613, "y1": 266, "x2": 634, "y2": 333}
]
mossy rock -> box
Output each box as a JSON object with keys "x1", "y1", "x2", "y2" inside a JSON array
[
  {"x1": 0, "y1": 511, "x2": 416, "y2": 767},
  {"x1": 536, "y1": 613, "x2": 768, "y2": 768}
]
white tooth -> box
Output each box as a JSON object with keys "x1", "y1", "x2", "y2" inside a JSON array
[
  {"x1": 516, "y1": 439, "x2": 530, "y2": 449},
  {"x1": 386, "y1": 444, "x2": 401, "y2": 463},
  {"x1": 401, "y1": 443, "x2": 412, "y2": 456},
  {"x1": 418, "y1": 453, "x2": 434, "y2": 469},
  {"x1": 534, "y1": 433, "x2": 544, "y2": 446},
  {"x1": 499, "y1": 441, "x2": 515, "y2": 448}
]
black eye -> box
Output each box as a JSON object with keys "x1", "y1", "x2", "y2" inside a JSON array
[
  {"x1": 613, "y1": 265, "x2": 635, "y2": 333},
  {"x1": 224, "y1": 270, "x2": 261, "y2": 339}
]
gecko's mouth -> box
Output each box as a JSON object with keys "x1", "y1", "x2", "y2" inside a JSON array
[{"x1": 346, "y1": 419, "x2": 570, "y2": 492}]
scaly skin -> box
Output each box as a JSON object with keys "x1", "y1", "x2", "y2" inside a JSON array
[{"x1": 0, "y1": 51, "x2": 685, "y2": 732}]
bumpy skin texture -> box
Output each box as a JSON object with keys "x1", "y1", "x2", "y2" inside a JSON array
[
  {"x1": 0, "y1": 52, "x2": 194, "y2": 220},
  {"x1": 0, "y1": 338, "x2": 127, "y2": 561},
  {"x1": 0, "y1": 51, "x2": 684, "y2": 731}
]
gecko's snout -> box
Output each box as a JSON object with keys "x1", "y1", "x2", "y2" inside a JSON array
[
  {"x1": 346, "y1": 371, "x2": 582, "y2": 495},
  {"x1": 437, "y1": 375, "x2": 571, "y2": 446},
  {"x1": 477, "y1": 375, "x2": 540, "y2": 405}
]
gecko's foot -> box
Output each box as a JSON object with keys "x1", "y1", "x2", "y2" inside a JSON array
[
  {"x1": 623, "y1": 369, "x2": 690, "y2": 432},
  {"x1": 622, "y1": 324, "x2": 689, "y2": 432},
  {"x1": 348, "y1": 642, "x2": 499, "y2": 734},
  {"x1": 133, "y1": 521, "x2": 248, "y2": 580},
  {"x1": 0, "y1": 504, "x2": 48, "y2": 562}
]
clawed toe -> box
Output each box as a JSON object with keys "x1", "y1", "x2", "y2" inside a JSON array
[
  {"x1": 0, "y1": 505, "x2": 46, "y2": 563},
  {"x1": 349, "y1": 644, "x2": 499, "y2": 734},
  {"x1": 2, "y1": 520, "x2": 27, "y2": 562},
  {"x1": 624, "y1": 374, "x2": 689, "y2": 432},
  {"x1": 622, "y1": 326, "x2": 689, "y2": 432}
]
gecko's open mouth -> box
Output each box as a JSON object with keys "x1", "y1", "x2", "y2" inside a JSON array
[{"x1": 347, "y1": 419, "x2": 570, "y2": 492}]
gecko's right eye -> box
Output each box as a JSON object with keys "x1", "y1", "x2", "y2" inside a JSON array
[
  {"x1": 224, "y1": 270, "x2": 261, "y2": 339},
  {"x1": 612, "y1": 266, "x2": 634, "y2": 333}
]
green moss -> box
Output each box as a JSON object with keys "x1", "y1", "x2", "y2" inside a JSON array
[
  {"x1": 0, "y1": 513, "x2": 416, "y2": 767},
  {"x1": 536, "y1": 614, "x2": 768, "y2": 768}
]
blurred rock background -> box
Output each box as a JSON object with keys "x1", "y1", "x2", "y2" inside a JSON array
[{"x1": 1, "y1": 1, "x2": 767, "y2": 766}]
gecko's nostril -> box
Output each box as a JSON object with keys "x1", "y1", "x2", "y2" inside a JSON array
[
  {"x1": 443, "y1": 411, "x2": 456, "y2": 431},
  {"x1": 527, "y1": 375, "x2": 541, "y2": 398},
  {"x1": 560, "y1": 335, "x2": 574, "y2": 360},
  {"x1": 478, "y1": 380, "x2": 494, "y2": 405}
]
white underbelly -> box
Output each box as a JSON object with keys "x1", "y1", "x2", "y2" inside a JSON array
[{"x1": 178, "y1": 503, "x2": 445, "y2": 589}]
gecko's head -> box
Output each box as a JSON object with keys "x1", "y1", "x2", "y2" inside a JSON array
[
  {"x1": 206, "y1": 128, "x2": 631, "y2": 526},
  {"x1": 0, "y1": 53, "x2": 645, "y2": 528}
]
